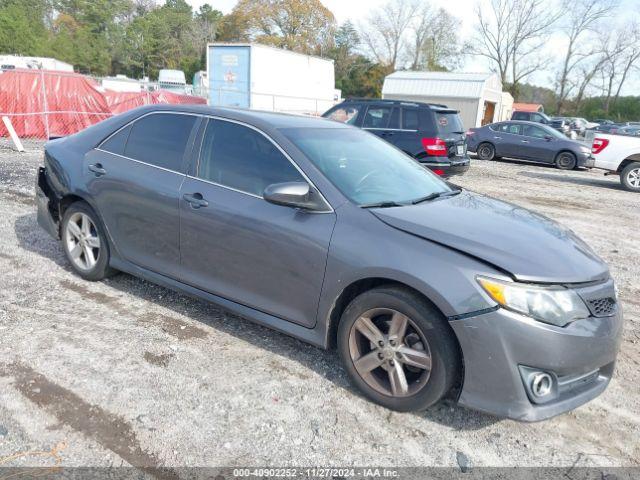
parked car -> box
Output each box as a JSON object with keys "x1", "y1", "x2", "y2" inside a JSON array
[
  {"x1": 618, "y1": 125, "x2": 640, "y2": 136},
  {"x1": 37, "y1": 105, "x2": 622, "y2": 421},
  {"x1": 591, "y1": 132, "x2": 640, "y2": 191},
  {"x1": 323, "y1": 99, "x2": 470, "y2": 178},
  {"x1": 467, "y1": 120, "x2": 593, "y2": 169},
  {"x1": 595, "y1": 123, "x2": 622, "y2": 134},
  {"x1": 594, "y1": 119, "x2": 614, "y2": 125},
  {"x1": 551, "y1": 117, "x2": 578, "y2": 139}
]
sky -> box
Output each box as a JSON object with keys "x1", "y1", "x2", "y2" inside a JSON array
[{"x1": 186, "y1": 0, "x2": 640, "y2": 96}]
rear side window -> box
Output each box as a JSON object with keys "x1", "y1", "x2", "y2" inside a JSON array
[
  {"x1": 512, "y1": 112, "x2": 528, "y2": 120},
  {"x1": 434, "y1": 111, "x2": 464, "y2": 134},
  {"x1": 363, "y1": 106, "x2": 392, "y2": 128},
  {"x1": 403, "y1": 108, "x2": 419, "y2": 130},
  {"x1": 326, "y1": 105, "x2": 360, "y2": 125},
  {"x1": 499, "y1": 123, "x2": 521, "y2": 135},
  {"x1": 198, "y1": 119, "x2": 304, "y2": 197},
  {"x1": 100, "y1": 124, "x2": 132, "y2": 155},
  {"x1": 124, "y1": 113, "x2": 197, "y2": 171}
]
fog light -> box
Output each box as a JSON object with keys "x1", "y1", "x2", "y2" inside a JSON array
[{"x1": 531, "y1": 372, "x2": 553, "y2": 398}]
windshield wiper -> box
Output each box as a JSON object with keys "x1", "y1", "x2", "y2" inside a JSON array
[
  {"x1": 360, "y1": 201, "x2": 405, "y2": 209},
  {"x1": 411, "y1": 188, "x2": 462, "y2": 205}
]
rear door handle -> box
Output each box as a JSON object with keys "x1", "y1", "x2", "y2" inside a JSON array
[
  {"x1": 88, "y1": 163, "x2": 106, "y2": 176},
  {"x1": 521, "y1": 140, "x2": 530, "y2": 143},
  {"x1": 183, "y1": 192, "x2": 209, "y2": 209},
  {"x1": 493, "y1": 136, "x2": 502, "y2": 140}
]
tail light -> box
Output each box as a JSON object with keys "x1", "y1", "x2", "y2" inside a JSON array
[
  {"x1": 465, "y1": 129, "x2": 475, "y2": 136},
  {"x1": 432, "y1": 169, "x2": 445, "y2": 176},
  {"x1": 592, "y1": 138, "x2": 609, "y2": 154},
  {"x1": 421, "y1": 137, "x2": 448, "y2": 157}
]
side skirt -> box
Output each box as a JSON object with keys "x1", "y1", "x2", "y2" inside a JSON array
[{"x1": 109, "y1": 257, "x2": 329, "y2": 349}]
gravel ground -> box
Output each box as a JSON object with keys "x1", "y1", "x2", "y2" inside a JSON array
[{"x1": 0, "y1": 142, "x2": 638, "y2": 472}]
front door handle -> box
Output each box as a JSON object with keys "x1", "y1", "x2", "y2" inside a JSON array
[
  {"x1": 183, "y1": 192, "x2": 209, "y2": 209},
  {"x1": 493, "y1": 136, "x2": 502, "y2": 140},
  {"x1": 88, "y1": 163, "x2": 106, "y2": 177},
  {"x1": 521, "y1": 140, "x2": 530, "y2": 143}
]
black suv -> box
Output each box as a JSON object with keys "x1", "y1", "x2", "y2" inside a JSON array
[{"x1": 322, "y1": 99, "x2": 470, "y2": 177}]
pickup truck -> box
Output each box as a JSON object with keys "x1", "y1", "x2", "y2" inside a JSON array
[{"x1": 590, "y1": 132, "x2": 640, "y2": 192}]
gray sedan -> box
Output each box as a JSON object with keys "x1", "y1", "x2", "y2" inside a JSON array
[
  {"x1": 37, "y1": 105, "x2": 622, "y2": 421},
  {"x1": 467, "y1": 120, "x2": 593, "y2": 169}
]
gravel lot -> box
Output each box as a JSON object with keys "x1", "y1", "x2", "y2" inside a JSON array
[{"x1": 0, "y1": 142, "x2": 638, "y2": 472}]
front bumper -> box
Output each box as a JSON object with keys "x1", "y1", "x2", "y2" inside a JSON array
[
  {"x1": 450, "y1": 294, "x2": 623, "y2": 421},
  {"x1": 420, "y1": 157, "x2": 470, "y2": 178}
]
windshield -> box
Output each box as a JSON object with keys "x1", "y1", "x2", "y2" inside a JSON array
[
  {"x1": 541, "y1": 124, "x2": 568, "y2": 139},
  {"x1": 281, "y1": 127, "x2": 453, "y2": 206},
  {"x1": 434, "y1": 111, "x2": 464, "y2": 135}
]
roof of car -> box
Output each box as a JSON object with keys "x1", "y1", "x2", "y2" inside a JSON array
[
  {"x1": 341, "y1": 98, "x2": 451, "y2": 110},
  {"x1": 125, "y1": 103, "x2": 349, "y2": 130}
]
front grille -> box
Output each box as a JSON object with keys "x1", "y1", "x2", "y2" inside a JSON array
[{"x1": 587, "y1": 297, "x2": 617, "y2": 317}]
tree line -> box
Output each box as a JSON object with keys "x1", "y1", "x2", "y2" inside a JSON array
[{"x1": 0, "y1": 0, "x2": 638, "y2": 120}]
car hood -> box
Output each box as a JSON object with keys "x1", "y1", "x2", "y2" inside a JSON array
[{"x1": 371, "y1": 191, "x2": 609, "y2": 284}]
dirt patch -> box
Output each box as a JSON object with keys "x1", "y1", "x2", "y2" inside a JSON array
[
  {"x1": 0, "y1": 362, "x2": 178, "y2": 479},
  {"x1": 2, "y1": 189, "x2": 35, "y2": 206},
  {"x1": 138, "y1": 313, "x2": 209, "y2": 340},
  {"x1": 58, "y1": 279, "x2": 131, "y2": 316},
  {"x1": 143, "y1": 352, "x2": 174, "y2": 368},
  {"x1": 525, "y1": 196, "x2": 592, "y2": 211}
]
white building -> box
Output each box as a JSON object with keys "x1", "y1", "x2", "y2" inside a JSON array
[
  {"x1": 207, "y1": 43, "x2": 336, "y2": 115},
  {"x1": 382, "y1": 71, "x2": 514, "y2": 129},
  {"x1": 0, "y1": 55, "x2": 74, "y2": 72}
]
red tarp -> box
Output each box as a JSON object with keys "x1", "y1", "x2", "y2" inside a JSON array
[{"x1": 0, "y1": 69, "x2": 206, "y2": 139}]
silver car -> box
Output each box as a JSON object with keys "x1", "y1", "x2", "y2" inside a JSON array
[{"x1": 37, "y1": 105, "x2": 623, "y2": 421}]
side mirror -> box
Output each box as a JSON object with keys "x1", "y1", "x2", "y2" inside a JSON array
[{"x1": 263, "y1": 182, "x2": 328, "y2": 211}]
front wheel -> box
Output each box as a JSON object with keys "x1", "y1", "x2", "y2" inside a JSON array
[
  {"x1": 555, "y1": 152, "x2": 577, "y2": 170},
  {"x1": 477, "y1": 142, "x2": 495, "y2": 161},
  {"x1": 61, "y1": 201, "x2": 116, "y2": 281},
  {"x1": 337, "y1": 286, "x2": 461, "y2": 412},
  {"x1": 621, "y1": 162, "x2": 640, "y2": 192}
]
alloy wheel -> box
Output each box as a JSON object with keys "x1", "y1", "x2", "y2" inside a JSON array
[
  {"x1": 65, "y1": 212, "x2": 101, "y2": 271},
  {"x1": 348, "y1": 308, "x2": 432, "y2": 397},
  {"x1": 478, "y1": 144, "x2": 493, "y2": 160},
  {"x1": 627, "y1": 167, "x2": 640, "y2": 188}
]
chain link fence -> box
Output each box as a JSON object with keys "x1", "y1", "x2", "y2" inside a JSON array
[{"x1": 0, "y1": 68, "x2": 206, "y2": 152}]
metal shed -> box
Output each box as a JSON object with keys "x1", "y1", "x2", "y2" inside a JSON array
[{"x1": 382, "y1": 71, "x2": 513, "y2": 129}]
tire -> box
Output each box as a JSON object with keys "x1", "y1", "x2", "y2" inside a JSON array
[
  {"x1": 477, "y1": 142, "x2": 495, "y2": 161},
  {"x1": 61, "y1": 201, "x2": 116, "y2": 281},
  {"x1": 337, "y1": 286, "x2": 461, "y2": 412},
  {"x1": 620, "y1": 162, "x2": 640, "y2": 192},
  {"x1": 555, "y1": 151, "x2": 577, "y2": 170}
]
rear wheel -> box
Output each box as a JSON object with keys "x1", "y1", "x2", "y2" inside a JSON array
[
  {"x1": 555, "y1": 151, "x2": 577, "y2": 170},
  {"x1": 337, "y1": 286, "x2": 461, "y2": 412},
  {"x1": 477, "y1": 142, "x2": 495, "y2": 161},
  {"x1": 61, "y1": 201, "x2": 116, "y2": 281},
  {"x1": 621, "y1": 162, "x2": 640, "y2": 192}
]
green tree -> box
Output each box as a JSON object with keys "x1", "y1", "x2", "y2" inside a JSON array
[{"x1": 0, "y1": 0, "x2": 49, "y2": 56}]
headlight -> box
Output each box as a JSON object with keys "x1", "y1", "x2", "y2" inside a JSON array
[{"x1": 477, "y1": 277, "x2": 590, "y2": 327}]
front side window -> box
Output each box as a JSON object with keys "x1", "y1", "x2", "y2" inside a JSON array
[
  {"x1": 282, "y1": 127, "x2": 452, "y2": 206},
  {"x1": 198, "y1": 120, "x2": 304, "y2": 197},
  {"x1": 523, "y1": 125, "x2": 549, "y2": 138},
  {"x1": 124, "y1": 113, "x2": 197, "y2": 171},
  {"x1": 326, "y1": 106, "x2": 360, "y2": 125},
  {"x1": 512, "y1": 112, "x2": 527, "y2": 120},
  {"x1": 363, "y1": 106, "x2": 392, "y2": 129}
]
